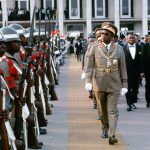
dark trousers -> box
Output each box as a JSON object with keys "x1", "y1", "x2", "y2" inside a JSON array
[
  {"x1": 145, "y1": 76, "x2": 150, "y2": 104},
  {"x1": 126, "y1": 79, "x2": 139, "y2": 106}
]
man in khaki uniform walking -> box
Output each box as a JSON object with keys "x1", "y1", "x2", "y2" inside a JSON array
[{"x1": 85, "y1": 22, "x2": 128, "y2": 145}]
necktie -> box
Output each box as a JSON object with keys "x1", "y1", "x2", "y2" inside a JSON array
[
  {"x1": 129, "y1": 45, "x2": 134, "y2": 48},
  {"x1": 106, "y1": 45, "x2": 108, "y2": 52}
]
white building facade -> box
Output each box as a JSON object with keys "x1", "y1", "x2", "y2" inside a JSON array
[{"x1": 0, "y1": 0, "x2": 150, "y2": 38}]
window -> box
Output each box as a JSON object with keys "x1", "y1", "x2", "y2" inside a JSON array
[
  {"x1": 95, "y1": 0, "x2": 105, "y2": 18},
  {"x1": 148, "y1": 22, "x2": 150, "y2": 30},
  {"x1": 43, "y1": 0, "x2": 54, "y2": 9},
  {"x1": 69, "y1": 0, "x2": 80, "y2": 19},
  {"x1": 120, "y1": 0, "x2": 131, "y2": 18},
  {"x1": 20, "y1": 1, "x2": 27, "y2": 9},
  {"x1": 16, "y1": 0, "x2": 29, "y2": 10},
  {"x1": 67, "y1": 24, "x2": 83, "y2": 32},
  {"x1": 0, "y1": 1, "x2": 1, "y2": 10},
  {"x1": 148, "y1": 0, "x2": 150, "y2": 15},
  {"x1": 92, "y1": 23, "x2": 101, "y2": 31},
  {"x1": 120, "y1": 23, "x2": 134, "y2": 33}
]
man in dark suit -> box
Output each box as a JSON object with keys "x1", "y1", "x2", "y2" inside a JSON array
[
  {"x1": 123, "y1": 33, "x2": 142, "y2": 111},
  {"x1": 75, "y1": 39, "x2": 83, "y2": 61},
  {"x1": 141, "y1": 35, "x2": 150, "y2": 108}
]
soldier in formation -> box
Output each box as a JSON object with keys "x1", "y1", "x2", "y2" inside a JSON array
[{"x1": 0, "y1": 19, "x2": 65, "y2": 149}]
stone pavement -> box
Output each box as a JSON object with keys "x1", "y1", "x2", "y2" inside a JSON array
[{"x1": 34, "y1": 55, "x2": 150, "y2": 150}]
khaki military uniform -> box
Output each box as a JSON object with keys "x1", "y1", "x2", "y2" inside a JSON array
[{"x1": 85, "y1": 42, "x2": 127, "y2": 136}]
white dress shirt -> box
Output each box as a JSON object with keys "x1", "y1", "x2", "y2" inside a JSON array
[
  {"x1": 103, "y1": 42, "x2": 111, "y2": 52},
  {"x1": 128, "y1": 43, "x2": 136, "y2": 59}
]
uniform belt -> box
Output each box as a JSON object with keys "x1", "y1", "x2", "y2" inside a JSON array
[{"x1": 96, "y1": 68, "x2": 118, "y2": 73}]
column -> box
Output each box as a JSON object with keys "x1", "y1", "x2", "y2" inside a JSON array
[
  {"x1": 27, "y1": 0, "x2": 29, "y2": 11},
  {"x1": 58, "y1": 0, "x2": 64, "y2": 35},
  {"x1": 30, "y1": 0, "x2": 36, "y2": 28},
  {"x1": 114, "y1": 0, "x2": 120, "y2": 36},
  {"x1": 52, "y1": 0, "x2": 54, "y2": 9},
  {"x1": 142, "y1": 0, "x2": 148, "y2": 36},
  {"x1": 1, "y1": 0, "x2": 8, "y2": 27},
  {"x1": 86, "y1": 0, "x2": 92, "y2": 38}
]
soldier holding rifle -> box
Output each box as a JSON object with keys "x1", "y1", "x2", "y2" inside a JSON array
[{"x1": 0, "y1": 27, "x2": 25, "y2": 149}]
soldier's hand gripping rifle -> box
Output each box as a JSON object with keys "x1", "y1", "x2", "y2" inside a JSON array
[
  {"x1": 46, "y1": 8, "x2": 58, "y2": 100},
  {"x1": 0, "y1": 75, "x2": 17, "y2": 150}
]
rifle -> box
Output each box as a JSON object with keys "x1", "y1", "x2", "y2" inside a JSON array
[
  {"x1": 25, "y1": 6, "x2": 42, "y2": 147},
  {"x1": 40, "y1": 14, "x2": 52, "y2": 115},
  {"x1": 46, "y1": 7, "x2": 58, "y2": 100},
  {"x1": 0, "y1": 76, "x2": 17, "y2": 150},
  {"x1": 50, "y1": 8, "x2": 59, "y2": 85},
  {"x1": 37, "y1": 9, "x2": 48, "y2": 117},
  {"x1": 0, "y1": 77, "x2": 9, "y2": 150}
]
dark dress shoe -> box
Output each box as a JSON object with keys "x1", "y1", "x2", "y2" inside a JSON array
[
  {"x1": 40, "y1": 130, "x2": 47, "y2": 135},
  {"x1": 28, "y1": 144, "x2": 42, "y2": 149},
  {"x1": 127, "y1": 106, "x2": 132, "y2": 111},
  {"x1": 131, "y1": 104, "x2": 137, "y2": 109},
  {"x1": 40, "y1": 128, "x2": 47, "y2": 132},
  {"x1": 101, "y1": 130, "x2": 108, "y2": 138},
  {"x1": 40, "y1": 128, "x2": 47, "y2": 135},
  {"x1": 146, "y1": 103, "x2": 150, "y2": 108},
  {"x1": 109, "y1": 135, "x2": 118, "y2": 145},
  {"x1": 38, "y1": 142, "x2": 43, "y2": 145}
]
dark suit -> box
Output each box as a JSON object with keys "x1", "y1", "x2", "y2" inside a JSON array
[
  {"x1": 123, "y1": 44, "x2": 142, "y2": 106},
  {"x1": 75, "y1": 41, "x2": 83, "y2": 61},
  {"x1": 141, "y1": 42, "x2": 150, "y2": 105}
]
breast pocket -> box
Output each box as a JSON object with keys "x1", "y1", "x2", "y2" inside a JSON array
[{"x1": 95, "y1": 55, "x2": 105, "y2": 66}]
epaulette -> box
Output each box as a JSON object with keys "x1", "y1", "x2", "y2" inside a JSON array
[
  {"x1": 1, "y1": 55, "x2": 18, "y2": 76},
  {"x1": 1, "y1": 56, "x2": 17, "y2": 89}
]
